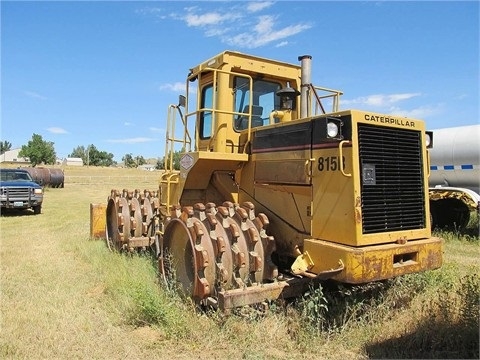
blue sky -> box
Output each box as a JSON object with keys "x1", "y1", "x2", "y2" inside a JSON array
[{"x1": 2, "y1": 1, "x2": 478, "y2": 162}]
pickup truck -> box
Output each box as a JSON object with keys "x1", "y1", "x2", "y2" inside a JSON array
[{"x1": 0, "y1": 168, "x2": 44, "y2": 214}]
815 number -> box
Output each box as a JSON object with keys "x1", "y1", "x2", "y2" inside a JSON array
[{"x1": 317, "y1": 156, "x2": 345, "y2": 172}]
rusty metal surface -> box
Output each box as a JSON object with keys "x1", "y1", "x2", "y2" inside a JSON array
[
  {"x1": 305, "y1": 236, "x2": 444, "y2": 284},
  {"x1": 96, "y1": 188, "x2": 350, "y2": 310},
  {"x1": 429, "y1": 188, "x2": 479, "y2": 211},
  {"x1": 104, "y1": 188, "x2": 160, "y2": 252},
  {"x1": 23, "y1": 167, "x2": 64, "y2": 188},
  {"x1": 48, "y1": 168, "x2": 65, "y2": 188},
  {"x1": 97, "y1": 186, "x2": 444, "y2": 310},
  {"x1": 159, "y1": 200, "x2": 278, "y2": 304},
  {"x1": 218, "y1": 275, "x2": 322, "y2": 310}
]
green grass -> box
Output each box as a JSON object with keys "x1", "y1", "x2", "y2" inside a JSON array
[{"x1": 1, "y1": 166, "x2": 478, "y2": 359}]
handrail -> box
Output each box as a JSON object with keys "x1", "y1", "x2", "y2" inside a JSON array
[
  {"x1": 304, "y1": 158, "x2": 315, "y2": 182},
  {"x1": 164, "y1": 104, "x2": 192, "y2": 173},
  {"x1": 309, "y1": 85, "x2": 343, "y2": 115},
  {"x1": 338, "y1": 140, "x2": 352, "y2": 177},
  {"x1": 184, "y1": 68, "x2": 255, "y2": 152},
  {"x1": 160, "y1": 171, "x2": 179, "y2": 211}
]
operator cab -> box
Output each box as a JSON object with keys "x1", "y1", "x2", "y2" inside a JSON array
[
  {"x1": 182, "y1": 51, "x2": 303, "y2": 154},
  {"x1": 167, "y1": 51, "x2": 342, "y2": 160}
]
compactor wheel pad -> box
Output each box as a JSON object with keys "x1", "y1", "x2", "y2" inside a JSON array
[
  {"x1": 105, "y1": 188, "x2": 160, "y2": 252},
  {"x1": 105, "y1": 196, "x2": 130, "y2": 250},
  {"x1": 161, "y1": 201, "x2": 277, "y2": 304},
  {"x1": 162, "y1": 207, "x2": 216, "y2": 300}
]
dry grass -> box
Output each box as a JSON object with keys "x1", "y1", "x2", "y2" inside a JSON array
[
  {"x1": 0, "y1": 168, "x2": 165, "y2": 359},
  {"x1": 1, "y1": 166, "x2": 478, "y2": 359}
]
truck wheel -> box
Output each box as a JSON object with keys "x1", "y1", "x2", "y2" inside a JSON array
[{"x1": 33, "y1": 205, "x2": 42, "y2": 215}]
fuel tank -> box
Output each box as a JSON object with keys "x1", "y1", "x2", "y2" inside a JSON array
[{"x1": 429, "y1": 124, "x2": 480, "y2": 194}]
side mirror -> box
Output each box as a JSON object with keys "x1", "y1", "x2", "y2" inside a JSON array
[{"x1": 178, "y1": 95, "x2": 186, "y2": 108}]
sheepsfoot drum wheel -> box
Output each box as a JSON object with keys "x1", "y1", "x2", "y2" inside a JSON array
[
  {"x1": 159, "y1": 201, "x2": 277, "y2": 307},
  {"x1": 106, "y1": 193, "x2": 129, "y2": 251},
  {"x1": 106, "y1": 189, "x2": 159, "y2": 252}
]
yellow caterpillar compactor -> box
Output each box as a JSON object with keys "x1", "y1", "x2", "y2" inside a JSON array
[{"x1": 90, "y1": 51, "x2": 443, "y2": 311}]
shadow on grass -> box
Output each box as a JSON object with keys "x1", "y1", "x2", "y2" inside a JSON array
[
  {"x1": 0, "y1": 208, "x2": 38, "y2": 217},
  {"x1": 365, "y1": 320, "x2": 479, "y2": 359}
]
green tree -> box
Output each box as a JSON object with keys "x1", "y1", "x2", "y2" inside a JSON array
[
  {"x1": 135, "y1": 155, "x2": 146, "y2": 166},
  {"x1": 121, "y1": 154, "x2": 148, "y2": 168},
  {"x1": 0, "y1": 140, "x2": 12, "y2": 155},
  {"x1": 156, "y1": 149, "x2": 183, "y2": 170},
  {"x1": 84, "y1": 145, "x2": 114, "y2": 167},
  {"x1": 69, "y1": 145, "x2": 87, "y2": 162},
  {"x1": 122, "y1": 153, "x2": 136, "y2": 168},
  {"x1": 69, "y1": 144, "x2": 115, "y2": 167},
  {"x1": 19, "y1": 133, "x2": 56, "y2": 166},
  {"x1": 96, "y1": 150, "x2": 115, "y2": 167}
]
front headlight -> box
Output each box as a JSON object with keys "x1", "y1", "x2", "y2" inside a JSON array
[
  {"x1": 34, "y1": 188, "x2": 43, "y2": 195},
  {"x1": 327, "y1": 121, "x2": 339, "y2": 138}
]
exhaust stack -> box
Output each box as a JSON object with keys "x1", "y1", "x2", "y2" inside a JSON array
[{"x1": 298, "y1": 55, "x2": 312, "y2": 118}]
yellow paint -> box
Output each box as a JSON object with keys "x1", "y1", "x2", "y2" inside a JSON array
[
  {"x1": 304, "y1": 236, "x2": 443, "y2": 283},
  {"x1": 90, "y1": 203, "x2": 106, "y2": 239},
  {"x1": 95, "y1": 50, "x2": 444, "y2": 291}
]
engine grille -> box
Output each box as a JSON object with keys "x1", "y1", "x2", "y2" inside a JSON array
[
  {"x1": 2, "y1": 187, "x2": 31, "y2": 199},
  {"x1": 358, "y1": 124, "x2": 426, "y2": 234}
]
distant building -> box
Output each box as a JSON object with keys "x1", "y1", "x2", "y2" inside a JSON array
[
  {"x1": 138, "y1": 164, "x2": 156, "y2": 171},
  {"x1": 0, "y1": 149, "x2": 30, "y2": 164},
  {"x1": 62, "y1": 157, "x2": 84, "y2": 166}
]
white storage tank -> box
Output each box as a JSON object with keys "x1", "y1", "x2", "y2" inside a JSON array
[{"x1": 429, "y1": 124, "x2": 480, "y2": 194}]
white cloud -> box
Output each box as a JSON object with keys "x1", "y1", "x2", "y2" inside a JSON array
[
  {"x1": 388, "y1": 104, "x2": 444, "y2": 119},
  {"x1": 247, "y1": 1, "x2": 275, "y2": 13},
  {"x1": 342, "y1": 92, "x2": 443, "y2": 120},
  {"x1": 47, "y1": 127, "x2": 68, "y2": 134},
  {"x1": 167, "y1": 4, "x2": 310, "y2": 49},
  {"x1": 388, "y1": 93, "x2": 422, "y2": 103},
  {"x1": 159, "y1": 82, "x2": 186, "y2": 93},
  {"x1": 254, "y1": 15, "x2": 275, "y2": 33},
  {"x1": 183, "y1": 6, "x2": 199, "y2": 13},
  {"x1": 124, "y1": 122, "x2": 133, "y2": 126},
  {"x1": 24, "y1": 91, "x2": 47, "y2": 100},
  {"x1": 135, "y1": 7, "x2": 166, "y2": 19},
  {"x1": 224, "y1": 15, "x2": 311, "y2": 48},
  {"x1": 184, "y1": 11, "x2": 240, "y2": 27},
  {"x1": 149, "y1": 127, "x2": 165, "y2": 133},
  {"x1": 107, "y1": 137, "x2": 156, "y2": 144},
  {"x1": 205, "y1": 27, "x2": 230, "y2": 37},
  {"x1": 342, "y1": 93, "x2": 422, "y2": 107}
]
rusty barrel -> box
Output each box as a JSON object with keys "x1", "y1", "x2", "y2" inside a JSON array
[
  {"x1": 22, "y1": 167, "x2": 64, "y2": 188},
  {"x1": 37, "y1": 167, "x2": 51, "y2": 186},
  {"x1": 49, "y1": 168, "x2": 65, "y2": 188},
  {"x1": 22, "y1": 167, "x2": 38, "y2": 183},
  {"x1": 23, "y1": 167, "x2": 50, "y2": 186}
]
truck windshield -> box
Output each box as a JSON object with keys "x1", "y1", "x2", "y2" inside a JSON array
[{"x1": 0, "y1": 170, "x2": 33, "y2": 181}]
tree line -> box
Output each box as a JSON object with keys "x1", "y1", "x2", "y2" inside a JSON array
[{"x1": 1, "y1": 133, "x2": 182, "y2": 169}]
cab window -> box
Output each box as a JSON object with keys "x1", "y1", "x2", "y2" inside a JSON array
[
  {"x1": 233, "y1": 77, "x2": 281, "y2": 131},
  {"x1": 200, "y1": 84, "x2": 213, "y2": 139}
]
